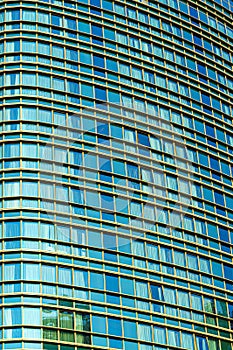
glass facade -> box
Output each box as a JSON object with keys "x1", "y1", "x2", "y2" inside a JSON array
[{"x1": 0, "y1": 0, "x2": 233, "y2": 349}]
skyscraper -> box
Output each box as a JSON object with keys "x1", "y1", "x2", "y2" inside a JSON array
[{"x1": 1, "y1": 0, "x2": 233, "y2": 349}]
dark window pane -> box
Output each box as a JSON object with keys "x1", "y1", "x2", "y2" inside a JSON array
[
  {"x1": 138, "y1": 133, "x2": 150, "y2": 147},
  {"x1": 95, "y1": 87, "x2": 106, "y2": 101},
  {"x1": 92, "y1": 24, "x2": 103, "y2": 37},
  {"x1": 93, "y1": 55, "x2": 104, "y2": 68}
]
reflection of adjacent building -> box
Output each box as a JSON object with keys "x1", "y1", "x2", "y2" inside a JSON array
[{"x1": 1, "y1": 0, "x2": 233, "y2": 350}]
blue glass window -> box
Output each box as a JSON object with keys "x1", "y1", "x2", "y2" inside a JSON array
[
  {"x1": 151, "y1": 284, "x2": 163, "y2": 300},
  {"x1": 58, "y1": 267, "x2": 72, "y2": 284},
  {"x1": 92, "y1": 24, "x2": 103, "y2": 37},
  {"x1": 92, "y1": 316, "x2": 106, "y2": 333},
  {"x1": 113, "y1": 160, "x2": 125, "y2": 175},
  {"x1": 7, "y1": 10, "x2": 20, "y2": 21},
  {"x1": 103, "y1": 234, "x2": 116, "y2": 250},
  {"x1": 5, "y1": 263, "x2": 21, "y2": 280},
  {"x1": 111, "y1": 125, "x2": 122, "y2": 139},
  {"x1": 210, "y1": 157, "x2": 220, "y2": 171},
  {"x1": 95, "y1": 87, "x2": 107, "y2": 101},
  {"x1": 104, "y1": 28, "x2": 115, "y2": 41},
  {"x1": 106, "y1": 58, "x2": 118, "y2": 72},
  {"x1": 90, "y1": 272, "x2": 104, "y2": 289},
  {"x1": 42, "y1": 265, "x2": 56, "y2": 283},
  {"x1": 74, "y1": 269, "x2": 88, "y2": 287},
  {"x1": 106, "y1": 275, "x2": 119, "y2": 292},
  {"x1": 212, "y1": 261, "x2": 223, "y2": 277},
  {"x1": 99, "y1": 157, "x2": 111, "y2": 172},
  {"x1": 190, "y1": 6, "x2": 198, "y2": 18},
  {"x1": 224, "y1": 265, "x2": 233, "y2": 281},
  {"x1": 197, "y1": 64, "x2": 207, "y2": 75},
  {"x1": 67, "y1": 80, "x2": 79, "y2": 94},
  {"x1": 5, "y1": 221, "x2": 20, "y2": 237},
  {"x1": 219, "y1": 228, "x2": 229, "y2": 243},
  {"x1": 6, "y1": 40, "x2": 20, "y2": 52},
  {"x1": 206, "y1": 124, "x2": 215, "y2": 137},
  {"x1": 78, "y1": 21, "x2": 90, "y2": 34},
  {"x1": 66, "y1": 48, "x2": 78, "y2": 61},
  {"x1": 124, "y1": 320, "x2": 137, "y2": 339},
  {"x1": 94, "y1": 55, "x2": 104, "y2": 68},
  {"x1": 4, "y1": 307, "x2": 22, "y2": 325},
  {"x1": 101, "y1": 194, "x2": 114, "y2": 211},
  {"x1": 201, "y1": 93, "x2": 211, "y2": 106},
  {"x1": 65, "y1": 18, "x2": 76, "y2": 30},
  {"x1": 214, "y1": 191, "x2": 224, "y2": 206},
  {"x1": 121, "y1": 277, "x2": 134, "y2": 295},
  {"x1": 194, "y1": 35, "x2": 202, "y2": 46},
  {"x1": 127, "y1": 163, "x2": 139, "y2": 179},
  {"x1": 203, "y1": 188, "x2": 213, "y2": 202},
  {"x1": 81, "y1": 83, "x2": 93, "y2": 97},
  {"x1": 97, "y1": 122, "x2": 109, "y2": 136},
  {"x1": 91, "y1": 0, "x2": 101, "y2": 7},
  {"x1": 108, "y1": 318, "x2": 122, "y2": 336},
  {"x1": 144, "y1": 71, "x2": 155, "y2": 84},
  {"x1": 154, "y1": 326, "x2": 166, "y2": 344},
  {"x1": 138, "y1": 133, "x2": 150, "y2": 147},
  {"x1": 52, "y1": 15, "x2": 62, "y2": 26},
  {"x1": 228, "y1": 303, "x2": 233, "y2": 317},
  {"x1": 183, "y1": 29, "x2": 192, "y2": 42},
  {"x1": 196, "y1": 336, "x2": 208, "y2": 350}
]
